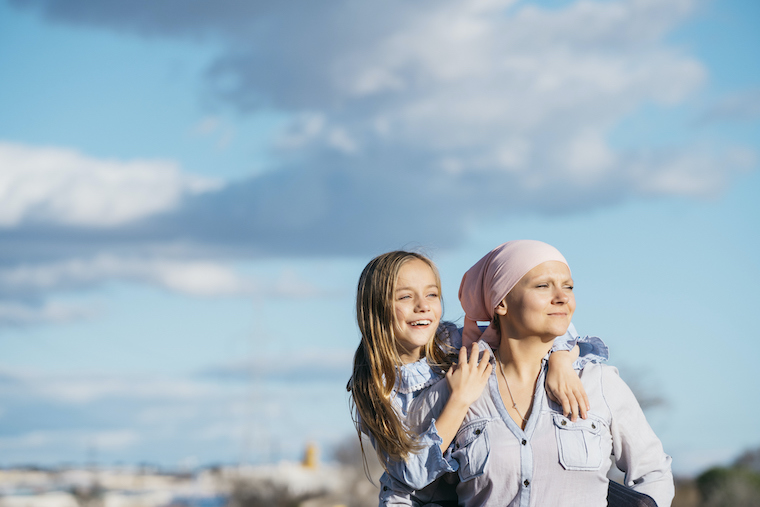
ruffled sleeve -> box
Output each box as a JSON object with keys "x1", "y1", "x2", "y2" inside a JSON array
[
  {"x1": 384, "y1": 376, "x2": 459, "y2": 490},
  {"x1": 383, "y1": 415, "x2": 458, "y2": 490},
  {"x1": 550, "y1": 323, "x2": 609, "y2": 369}
]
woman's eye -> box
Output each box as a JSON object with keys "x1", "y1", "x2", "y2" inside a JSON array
[{"x1": 536, "y1": 284, "x2": 548, "y2": 288}]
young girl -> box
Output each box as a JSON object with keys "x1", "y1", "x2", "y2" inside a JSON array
[{"x1": 347, "y1": 250, "x2": 607, "y2": 505}]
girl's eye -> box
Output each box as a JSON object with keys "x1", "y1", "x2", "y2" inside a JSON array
[
  {"x1": 397, "y1": 294, "x2": 411, "y2": 300},
  {"x1": 536, "y1": 283, "x2": 548, "y2": 288},
  {"x1": 427, "y1": 293, "x2": 439, "y2": 298}
]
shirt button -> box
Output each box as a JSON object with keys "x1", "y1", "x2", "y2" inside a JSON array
[
  {"x1": 591, "y1": 423, "x2": 596, "y2": 429},
  {"x1": 475, "y1": 429, "x2": 482, "y2": 435},
  {"x1": 561, "y1": 420, "x2": 567, "y2": 426},
  {"x1": 383, "y1": 486, "x2": 388, "y2": 491},
  {"x1": 521, "y1": 439, "x2": 527, "y2": 445},
  {"x1": 524, "y1": 479, "x2": 530, "y2": 487}
]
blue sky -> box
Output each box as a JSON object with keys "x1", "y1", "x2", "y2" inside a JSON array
[{"x1": 0, "y1": 0, "x2": 758, "y2": 477}]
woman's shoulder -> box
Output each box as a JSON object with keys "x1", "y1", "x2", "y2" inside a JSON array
[
  {"x1": 578, "y1": 361, "x2": 620, "y2": 386},
  {"x1": 579, "y1": 362, "x2": 642, "y2": 413}
]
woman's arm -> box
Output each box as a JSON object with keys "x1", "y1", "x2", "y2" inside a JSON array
[{"x1": 602, "y1": 366, "x2": 675, "y2": 507}]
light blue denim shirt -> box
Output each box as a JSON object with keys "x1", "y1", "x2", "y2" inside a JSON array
[
  {"x1": 402, "y1": 340, "x2": 673, "y2": 507},
  {"x1": 375, "y1": 323, "x2": 609, "y2": 505}
]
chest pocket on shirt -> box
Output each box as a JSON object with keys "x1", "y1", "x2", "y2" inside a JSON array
[
  {"x1": 552, "y1": 413, "x2": 605, "y2": 471},
  {"x1": 451, "y1": 419, "x2": 490, "y2": 481}
]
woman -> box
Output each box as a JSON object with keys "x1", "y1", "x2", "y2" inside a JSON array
[{"x1": 406, "y1": 240, "x2": 674, "y2": 506}]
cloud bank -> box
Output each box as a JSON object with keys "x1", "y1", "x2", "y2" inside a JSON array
[
  {"x1": 0, "y1": 356, "x2": 353, "y2": 465},
  {"x1": 2, "y1": 0, "x2": 756, "y2": 324}
]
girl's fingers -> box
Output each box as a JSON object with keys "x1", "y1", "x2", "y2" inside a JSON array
[
  {"x1": 469, "y1": 343, "x2": 480, "y2": 366},
  {"x1": 459, "y1": 345, "x2": 469, "y2": 366},
  {"x1": 567, "y1": 392, "x2": 579, "y2": 422},
  {"x1": 578, "y1": 388, "x2": 589, "y2": 419},
  {"x1": 478, "y1": 348, "x2": 491, "y2": 372}
]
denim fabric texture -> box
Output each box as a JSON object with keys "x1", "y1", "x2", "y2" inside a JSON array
[
  {"x1": 371, "y1": 323, "x2": 608, "y2": 506},
  {"x1": 405, "y1": 345, "x2": 674, "y2": 507}
]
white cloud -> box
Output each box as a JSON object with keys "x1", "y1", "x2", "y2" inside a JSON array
[
  {"x1": 190, "y1": 116, "x2": 235, "y2": 149},
  {"x1": 1, "y1": 0, "x2": 754, "y2": 262},
  {"x1": 288, "y1": 0, "x2": 709, "y2": 190},
  {"x1": 700, "y1": 87, "x2": 760, "y2": 123},
  {"x1": 0, "y1": 257, "x2": 330, "y2": 325},
  {"x1": 0, "y1": 256, "x2": 329, "y2": 299},
  {"x1": 0, "y1": 256, "x2": 252, "y2": 297},
  {"x1": 0, "y1": 301, "x2": 94, "y2": 326},
  {"x1": 0, "y1": 429, "x2": 140, "y2": 451},
  {"x1": 0, "y1": 365, "x2": 355, "y2": 464},
  {"x1": 0, "y1": 369, "x2": 217, "y2": 404},
  {"x1": 0, "y1": 142, "x2": 222, "y2": 228},
  {"x1": 9, "y1": 0, "x2": 749, "y2": 206},
  {"x1": 629, "y1": 146, "x2": 756, "y2": 197},
  {"x1": 200, "y1": 348, "x2": 354, "y2": 383}
]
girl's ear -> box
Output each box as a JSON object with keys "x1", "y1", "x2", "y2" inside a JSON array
[{"x1": 494, "y1": 298, "x2": 508, "y2": 316}]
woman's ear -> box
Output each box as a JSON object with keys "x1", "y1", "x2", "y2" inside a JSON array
[{"x1": 494, "y1": 298, "x2": 508, "y2": 316}]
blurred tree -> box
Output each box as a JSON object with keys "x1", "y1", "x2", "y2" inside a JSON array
[
  {"x1": 696, "y1": 459, "x2": 760, "y2": 507},
  {"x1": 734, "y1": 448, "x2": 760, "y2": 472}
]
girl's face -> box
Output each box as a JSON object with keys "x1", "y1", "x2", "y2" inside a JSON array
[
  {"x1": 393, "y1": 259, "x2": 442, "y2": 364},
  {"x1": 497, "y1": 260, "x2": 575, "y2": 341}
]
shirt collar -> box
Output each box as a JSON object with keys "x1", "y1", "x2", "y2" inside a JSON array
[{"x1": 394, "y1": 357, "x2": 441, "y2": 394}]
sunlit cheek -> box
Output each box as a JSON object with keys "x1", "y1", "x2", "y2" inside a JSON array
[{"x1": 393, "y1": 308, "x2": 403, "y2": 330}]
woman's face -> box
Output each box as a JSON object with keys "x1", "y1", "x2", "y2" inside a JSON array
[
  {"x1": 393, "y1": 259, "x2": 442, "y2": 364},
  {"x1": 497, "y1": 260, "x2": 575, "y2": 341}
]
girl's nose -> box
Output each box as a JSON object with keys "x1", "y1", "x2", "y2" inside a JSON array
[{"x1": 416, "y1": 297, "x2": 430, "y2": 311}]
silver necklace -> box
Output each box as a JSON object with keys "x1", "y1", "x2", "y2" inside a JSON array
[{"x1": 496, "y1": 349, "x2": 528, "y2": 422}]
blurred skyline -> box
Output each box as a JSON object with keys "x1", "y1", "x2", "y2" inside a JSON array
[{"x1": 0, "y1": 0, "x2": 758, "y2": 477}]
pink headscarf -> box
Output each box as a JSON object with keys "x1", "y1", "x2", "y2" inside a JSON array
[{"x1": 458, "y1": 240, "x2": 569, "y2": 348}]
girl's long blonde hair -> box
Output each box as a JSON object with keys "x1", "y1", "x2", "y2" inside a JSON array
[{"x1": 347, "y1": 251, "x2": 455, "y2": 464}]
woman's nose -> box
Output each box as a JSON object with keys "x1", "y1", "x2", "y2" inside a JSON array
[{"x1": 553, "y1": 287, "x2": 569, "y2": 303}]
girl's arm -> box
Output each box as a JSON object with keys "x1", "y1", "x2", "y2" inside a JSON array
[
  {"x1": 380, "y1": 344, "x2": 491, "y2": 491},
  {"x1": 546, "y1": 324, "x2": 609, "y2": 421}
]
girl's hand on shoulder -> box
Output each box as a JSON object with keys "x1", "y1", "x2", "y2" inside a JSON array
[
  {"x1": 546, "y1": 347, "x2": 589, "y2": 421},
  {"x1": 446, "y1": 343, "x2": 493, "y2": 408}
]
